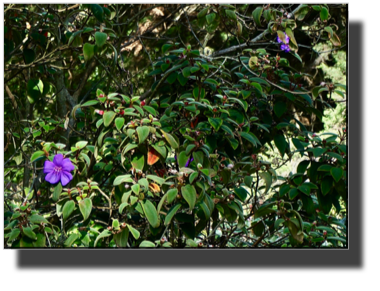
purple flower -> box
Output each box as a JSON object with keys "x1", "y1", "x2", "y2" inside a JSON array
[
  {"x1": 277, "y1": 33, "x2": 290, "y2": 44},
  {"x1": 44, "y1": 154, "x2": 74, "y2": 186},
  {"x1": 185, "y1": 157, "x2": 194, "y2": 167},
  {"x1": 280, "y1": 44, "x2": 291, "y2": 53}
]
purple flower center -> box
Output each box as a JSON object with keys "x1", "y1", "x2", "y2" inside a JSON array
[{"x1": 54, "y1": 166, "x2": 62, "y2": 173}]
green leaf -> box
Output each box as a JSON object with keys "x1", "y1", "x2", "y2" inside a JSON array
[
  {"x1": 146, "y1": 175, "x2": 165, "y2": 185},
  {"x1": 131, "y1": 152, "x2": 145, "y2": 171},
  {"x1": 294, "y1": 4, "x2": 310, "y2": 21},
  {"x1": 259, "y1": 172, "x2": 272, "y2": 194},
  {"x1": 162, "y1": 44, "x2": 173, "y2": 54},
  {"x1": 298, "y1": 184, "x2": 310, "y2": 195},
  {"x1": 320, "y1": 6, "x2": 329, "y2": 21},
  {"x1": 162, "y1": 131, "x2": 179, "y2": 148},
  {"x1": 274, "y1": 101, "x2": 287, "y2": 118},
  {"x1": 225, "y1": 9, "x2": 236, "y2": 20},
  {"x1": 115, "y1": 117, "x2": 124, "y2": 131},
  {"x1": 94, "y1": 229, "x2": 112, "y2": 247},
  {"x1": 178, "y1": 151, "x2": 190, "y2": 168},
  {"x1": 165, "y1": 204, "x2": 182, "y2": 225},
  {"x1": 79, "y1": 198, "x2": 92, "y2": 221},
  {"x1": 206, "y1": 13, "x2": 216, "y2": 25},
  {"x1": 197, "y1": 7, "x2": 209, "y2": 18},
  {"x1": 52, "y1": 182, "x2": 62, "y2": 202},
  {"x1": 23, "y1": 49, "x2": 36, "y2": 64},
  {"x1": 8, "y1": 228, "x2": 21, "y2": 241},
  {"x1": 131, "y1": 184, "x2": 140, "y2": 195},
  {"x1": 240, "y1": 131, "x2": 260, "y2": 147},
  {"x1": 31, "y1": 151, "x2": 45, "y2": 162},
  {"x1": 141, "y1": 200, "x2": 160, "y2": 228},
  {"x1": 274, "y1": 134, "x2": 287, "y2": 157},
  {"x1": 62, "y1": 200, "x2": 75, "y2": 220},
  {"x1": 136, "y1": 126, "x2": 150, "y2": 144},
  {"x1": 103, "y1": 111, "x2": 116, "y2": 127},
  {"x1": 64, "y1": 233, "x2": 79, "y2": 247},
  {"x1": 234, "y1": 187, "x2": 248, "y2": 202},
  {"x1": 95, "y1": 32, "x2": 107, "y2": 47},
  {"x1": 252, "y1": 7, "x2": 263, "y2": 26},
  {"x1": 27, "y1": 79, "x2": 44, "y2": 103},
  {"x1": 90, "y1": 4, "x2": 104, "y2": 22},
  {"x1": 139, "y1": 240, "x2": 155, "y2": 247},
  {"x1": 29, "y1": 214, "x2": 49, "y2": 224},
  {"x1": 83, "y1": 43, "x2": 95, "y2": 61},
  {"x1": 321, "y1": 177, "x2": 334, "y2": 195},
  {"x1": 113, "y1": 174, "x2": 133, "y2": 186},
  {"x1": 114, "y1": 228, "x2": 129, "y2": 248},
  {"x1": 182, "y1": 67, "x2": 192, "y2": 78},
  {"x1": 289, "y1": 188, "x2": 298, "y2": 200},
  {"x1": 177, "y1": 73, "x2": 188, "y2": 86},
  {"x1": 208, "y1": 118, "x2": 223, "y2": 131},
  {"x1": 331, "y1": 167, "x2": 343, "y2": 182},
  {"x1": 166, "y1": 188, "x2": 178, "y2": 204},
  {"x1": 127, "y1": 224, "x2": 140, "y2": 240},
  {"x1": 22, "y1": 227, "x2": 37, "y2": 240},
  {"x1": 181, "y1": 184, "x2": 197, "y2": 210}
]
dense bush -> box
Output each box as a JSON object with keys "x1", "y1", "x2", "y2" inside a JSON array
[{"x1": 4, "y1": 4, "x2": 347, "y2": 248}]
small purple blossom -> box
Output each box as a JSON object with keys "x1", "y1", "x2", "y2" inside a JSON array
[
  {"x1": 185, "y1": 157, "x2": 194, "y2": 167},
  {"x1": 44, "y1": 154, "x2": 74, "y2": 186},
  {"x1": 280, "y1": 44, "x2": 291, "y2": 53},
  {"x1": 277, "y1": 33, "x2": 291, "y2": 52},
  {"x1": 277, "y1": 34, "x2": 289, "y2": 44}
]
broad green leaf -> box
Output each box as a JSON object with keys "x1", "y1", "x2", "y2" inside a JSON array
[
  {"x1": 208, "y1": 118, "x2": 223, "y2": 131},
  {"x1": 115, "y1": 117, "x2": 124, "y2": 131},
  {"x1": 274, "y1": 101, "x2": 287, "y2": 118},
  {"x1": 164, "y1": 204, "x2": 182, "y2": 225},
  {"x1": 162, "y1": 131, "x2": 179, "y2": 148},
  {"x1": 274, "y1": 134, "x2": 287, "y2": 157},
  {"x1": 136, "y1": 126, "x2": 150, "y2": 144},
  {"x1": 225, "y1": 9, "x2": 236, "y2": 20},
  {"x1": 181, "y1": 184, "x2": 197, "y2": 210},
  {"x1": 131, "y1": 152, "x2": 145, "y2": 171},
  {"x1": 331, "y1": 167, "x2": 343, "y2": 182},
  {"x1": 166, "y1": 188, "x2": 178, "y2": 204},
  {"x1": 103, "y1": 111, "x2": 116, "y2": 127},
  {"x1": 79, "y1": 198, "x2": 92, "y2": 221},
  {"x1": 139, "y1": 240, "x2": 155, "y2": 247},
  {"x1": 90, "y1": 4, "x2": 104, "y2": 22},
  {"x1": 259, "y1": 172, "x2": 272, "y2": 194},
  {"x1": 320, "y1": 6, "x2": 329, "y2": 21},
  {"x1": 29, "y1": 214, "x2": 49, "y2": 224},
  {"x1": 94, "y1": 229, "x2": 112, "y2": 247},
  {"x1": 62, "y1": 200, "x2": 75, "y2": 220},
  {"x1": 83, "y1": 43, "x2": 95, "y2": 61},
  {"x1": 95, "y1": 32, "x2": 107, "y2": 47},
  {"x1": 141, "y1": 200, "x2": 160, "y2": 228},
  {"x1": 127, "y1": 224, "x2": 140, "y2": 240},
  {"x1": 206, "y1": 13, "x2": 216, "y2": 24},
  {"x1": 31, "y1": 151, "x2": 45, "y2": 162},
  {"x1": 252, "y1": 7, "x2": 263, "y2": 26},
  {"x1": 113, "y1": 174, "x2": 133, "y2": 186},
  {"x1": 22, "y1": 227, "x2": 37, "y2": 240},
  {"x1": 64, "y1": 233, "x2": 79, "y2": 247},
  {"x1": 321, "y1": 177, "x2": 333, "y2": 195},
  {"x1": 52, "y1": 182, "x2": 62, "y2": 202},
  {"x1": 289, "y1": 188, "x2": 298, "y2": 200},
  {"x1": 113, "y1": 228, "x2": 129, "y2": 248}
]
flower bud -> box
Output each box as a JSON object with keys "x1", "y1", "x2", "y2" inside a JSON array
[
  {"x1": 140, "y1": 100, "x2": 146, "y2": 106},
  {"x1": 95, "y1": 109, "x2": 104, "y2": 115}
]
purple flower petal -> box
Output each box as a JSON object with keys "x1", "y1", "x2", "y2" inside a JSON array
[
  {"x1": 45, "y1": 171, "x2": 61, "y2": 184},
  {"x1": 62, "y1": 158, "x2": 75, "y2": 172},
  {"x1": 60, "y1": 171, "x2": 73, "y2": 186},
  {"x1": 53, "y1": 154, "x2": 64, "y2": 166},
  {"x1": 44, "y1": 160, "x2": 55, "y2": 174}
]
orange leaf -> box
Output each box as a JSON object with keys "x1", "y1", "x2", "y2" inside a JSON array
[
  {"x1": 147, "y1": 147, "x2": 160, "y2": 166},
  {"x1": 149, "y1": 183, "x2": 161, "y2": 193},
  {"x1": 191, "y1": 117, "x2": 199, "y2": 129}
]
